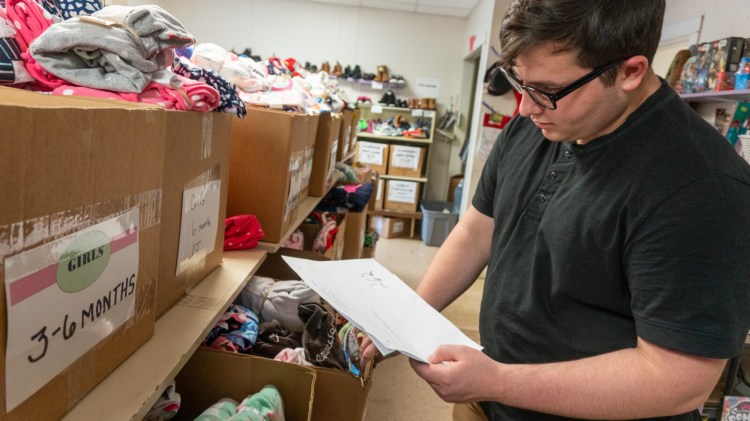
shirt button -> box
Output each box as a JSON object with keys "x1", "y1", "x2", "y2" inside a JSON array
[
  {"x1": 550, "y1": 171, "x2": 558, "y2": 180},
  {"x1": 563, "y1": 150, "x2": 572, "y2": 159},
  {"x1": 539, "y1": 194, "x2": 548, "y2": 203}
]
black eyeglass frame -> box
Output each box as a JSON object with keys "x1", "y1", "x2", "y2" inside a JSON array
[{"x1": 500, "y1": 59, "x2": 624, "y2": 110}]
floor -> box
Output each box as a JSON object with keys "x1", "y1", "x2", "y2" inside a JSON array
[{"x1": 362, "y1": 236, "x2": 484, "y2": 421}]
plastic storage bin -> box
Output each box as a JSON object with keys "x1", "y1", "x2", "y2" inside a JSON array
[{"x1": 420, "y1": 200, "x2": 458, "y2": 247}]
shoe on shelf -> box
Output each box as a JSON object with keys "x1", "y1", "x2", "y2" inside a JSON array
[
  {"x1": 375, "y1": 65, "x2": 389, "y2": 83},
  {"x1": 362, "y1": 73, "x2": 375, "y2": 81},
  {"x1": 343, "y1": 65, "x2": 352, "y2": 78},
  {"x1": 351, "y1": 64, "x2": 362, "y2": 79},
  {"x1": 332, "y1": 62, "x2": 343, "y2": 77},
  {"x1": 320, "y1": 61, "x2": 331, "y2": 74}
]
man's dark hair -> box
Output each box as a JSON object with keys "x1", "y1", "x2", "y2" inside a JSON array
[{"x1": 499, "y1": 0, "x2": 666, "y2": 85}]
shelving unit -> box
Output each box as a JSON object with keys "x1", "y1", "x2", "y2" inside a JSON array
[
  {"x1": 62, "y1": 249, "x2": 267, "y2": 421},
  {"x1": 355, "y1": 104, "x2": 437, "y2": 237},
  {"x1": 334, "y1": 76, "x2": 406, "y2": 90},
  {"x1": 679, "y1": 88, "x2": 750, "y2": 102}
]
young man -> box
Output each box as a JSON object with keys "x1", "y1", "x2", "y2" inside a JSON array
[{"x1": 360, "y1": 1, "x2": 750, "y2": 420}]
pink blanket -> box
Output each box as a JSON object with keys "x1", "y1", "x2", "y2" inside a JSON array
[
  {"x1": 22, "y1": 51, "x2": 65, "y2": 89},
  {"x1": 4, "y1": 0, "x2": 55, "y2": 51},
  {"x1": 51, "y1": 75, "x2": 220, "y2": 112}
]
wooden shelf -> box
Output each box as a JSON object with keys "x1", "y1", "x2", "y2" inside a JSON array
[
  {"x1": 380, "y1": 174, "x2": 428, "y2": 183},
  {"x1": 368, "y1": 209, "x2": 423, "y2": 220},
  {"x1": 62, "y1": 249, "x2": 267, "y2": 421},
  {"x1": 680, "y1": 88, "x2": 750, "y2": 102},
  {"x1": 356, "y1": 132, "x2": 433, "y2": 144}
]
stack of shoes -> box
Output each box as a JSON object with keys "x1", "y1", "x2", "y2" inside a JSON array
[{"x1": 388, "y1": 74, "x2": 406, "y2": 86}]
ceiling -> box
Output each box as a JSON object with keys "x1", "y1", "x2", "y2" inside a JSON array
[{"x1": 305, "y1": 0, "x2": 480, "y2": 18}]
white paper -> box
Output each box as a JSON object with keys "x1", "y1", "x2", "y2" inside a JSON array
[
  {"x1": 4, "y1": 209, "x2": 139, "y2": 411},
  {"x1": 281, "y1": 257, "x2": 482, "y2": 362},
  {"x1": 387, "y1": 180, "x2": 418, "y2": 203},
  {"x1": 391, "y1": 145, "x2": 421, "y2": 170},
  {"x1": 415, "y1": 76, "x2": 440, "y2": 98},
  {"x1": 357, "y1": 142, "x2": 387, "y2": 166},
  {"x1": 176, "y1": 180, "x2": 221, "y2": 276}
]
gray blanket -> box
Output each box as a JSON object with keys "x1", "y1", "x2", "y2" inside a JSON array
[{"x1": 29, "y1": 5, "x2": 194, "y2": 93}]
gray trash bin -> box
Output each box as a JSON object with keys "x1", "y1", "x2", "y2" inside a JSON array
[{"x1": 420, "y1": 200, "x2": 458, "y2": 247}]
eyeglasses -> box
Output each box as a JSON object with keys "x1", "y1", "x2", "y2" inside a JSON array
[{"x1": 499, "y1": 60, "x2": 622, "y2": 110}]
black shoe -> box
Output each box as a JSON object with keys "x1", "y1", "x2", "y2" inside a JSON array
[{"x1": 351, "y1": 65, "x2": 362, "y2": 79}]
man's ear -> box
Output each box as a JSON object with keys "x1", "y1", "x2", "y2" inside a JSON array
[{"x1": 620, "y1": 55, "x2": 651, "y2": 92}]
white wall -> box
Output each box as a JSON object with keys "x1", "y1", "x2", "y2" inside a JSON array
[
  {"x1": 127, "y1": 0, "x2": 466, "y2": 201},
  {"x1": 665, "y1": 0, "x2": 750, "y2": 43}
]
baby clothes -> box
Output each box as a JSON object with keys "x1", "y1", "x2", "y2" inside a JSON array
[
  {"x1": 53, "y1": 0, "x2": 101, "y2": 20},
  {"x1": 195, "y1": 398, "x2": 238, "y2": 421},
  {"x1": 224, "y1": 215, "x2": 265, "y2": 250},
  {"x1": 0, "y1": 8, "x2": 32, "y2": 84},
  {"x1": 298, "y1": 302, "x2": 348, "y2": 370},
  {"x1": 30, "y1": 4, "x2": 194, "y2": 93},
  {"x1": 273, "y1": 347, "x2": 313, "y2": 367},
  {"x1": 252, "y1": 320, "x2": 302, "y2": 358},
  {"x1": 235, "y1": 385, "x2": 285, "y2": 421},
  {"x1": 144, "y1": 380, "x2": 181, "y2": 420},
  {"x1": 203, "y1": 305, "x2": 259, "y2": 353},
  {"x1": 172, "y1": 55, "x2": 247, "y2": 118},
  {"x1": 236, "y1": 276, "x2": 320, "y2": 333}
]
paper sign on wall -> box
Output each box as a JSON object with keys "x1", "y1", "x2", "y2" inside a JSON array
[
  {"x1": 415, "y1": 77, "x2": 440, "y2": 98},
  {"x1": 387, "y1": 180, "x2": 418, "y2": 203},
  {"x1": 358, "y1": 142, "x2": 387, "y2": 166},
  {"x1": 176, "y1": 180, "x2": 221, "y2": 276},
  {"x1": 4, "y1": 208, "x2": 140, "y2": 411},
  {"x1": 391, "y1": 145, "x2": 421, "y2": 170}
]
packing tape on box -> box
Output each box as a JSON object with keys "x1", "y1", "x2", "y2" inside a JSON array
[
  {"x1": 0, "y1": 188, "x2": 162, "y2": 264},
  {"x1": 202, "y1": 113, "x2": 214, "y2": 161}
]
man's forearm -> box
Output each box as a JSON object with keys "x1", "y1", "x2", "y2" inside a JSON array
[
  {"x1": 481, "y1": 338, "x2": 725, "y2": 419},
  {"x1": 416, "y1": 206, "x2": 493, "y2": 311}
]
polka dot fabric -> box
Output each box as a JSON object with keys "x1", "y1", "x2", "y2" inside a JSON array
[
  {"x1": 172, "y1": 56, "x2": 247, "y2": 118},
  {"x1": 53, "y1": 0, "x2": 102, "y2": 20}
]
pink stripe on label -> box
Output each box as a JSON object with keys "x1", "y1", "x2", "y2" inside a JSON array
[
  {"x1": 110, "y1": 228, "x2": 137, "y2": 254},
  {"x1": 8, "y1": 265, "x2": 57, "y2": 306},
  {"x1": 8, "y1": 228, "x2": 138, "y2": 306}
]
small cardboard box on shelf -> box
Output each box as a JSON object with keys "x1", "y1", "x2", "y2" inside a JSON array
[
  {"x1": 369, "y1": 215, "x2": 412, "y2": 239},
  {"x1": 387, "y1": 144, "x2": 426, "y2": 178},
  {"x1": 175, "y1": 348, "x2": 316, "y2": 421},
  {"x1": 383, "y1": 179, "x2": 421, "y2": 213},
  {"x1": 250, "y1": 249, "x2": 374, "y2": 421},
  {"x1": 356, "y1": 140, "x2": 389, "y2": 175},
  {"x1": 0, "y1": 87, "x2": 163, "y2": 420},
  {"x1": 228, "y1": 107, "x2": 318, "y2": 243}
]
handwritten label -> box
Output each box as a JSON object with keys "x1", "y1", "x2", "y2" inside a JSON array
[
  {"x1": 371, "y1": 81, "x2": 384, "y2": 90},
  {"x1": 4, "y1": 209, "x2": 139, "y2": 411},
  {"x1": 391, "y1": 145, "x2": 422, "y2": 170},
  {"x1": 176, "y1": 180, "x2": 221, "y2": 276},
  {"x1": 411, "y1": 109, "x2": 424, "y2": 117},
  {"x1": 387, "y1": 180, "x2": 418, "y2": 203},
  {"x1": 357, "y1": 142, "x2": 388, "y2": 166}
]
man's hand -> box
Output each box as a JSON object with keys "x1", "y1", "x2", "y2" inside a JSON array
[
  {"x1": 409, "y1": 345, "x2": 499, "y2": 403},
  {"x1": 358, "y1": 333, "x2": 385, "y2": 369}
]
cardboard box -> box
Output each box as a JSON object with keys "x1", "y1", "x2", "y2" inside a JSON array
[
  {"x1": 156, "y1": 111, "x2": 232, "y2": 317},
  {"x1": 342, "y1": 210, "x2": 367, "y2": 260},
  {"x1": 174, "y1": 348, "x2": 316, "y2": 421},
  {"x1": 309, "y1": 113, "x2": 342, "y2": 197},
  {"x1": 356, "y1": 141, "x2": 389, "y2": 175},
  {"x1": 369, "y1": 215, "x2": 412, "y2": 239},
  {"x1": 361, "y1": 245, "x2": 376, "y2": 258},
  {"x1": 300, "y1": 114, "x2": 321, "y2": 204},
  {"x1": 228, "y1": 107, "x2": 317, "y2": 243},
  {"x1": 383, "y1": 179, "x2": 421, "y2": 213},
  {"x1": 254, "y1": 249, "x2": 374, "y2": 421},
  {"x1": 349, "y1": 108, "x2": 361, "y2": 155},
  {"x1": 367, "y1": 173, "x2": 384, "y2": 211},
  {"x1": 337, "y1": 109, "x2": 354, "y2": 162},
  {"x1": 296, "y1": 213, "x2": 347, "y2": 260},
  {"x1": 387, "y1": 144, "x2": 426, "y2": 178},
  {"x1": 0, "y1": 87, "x2": 163, "y2": 420}
]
